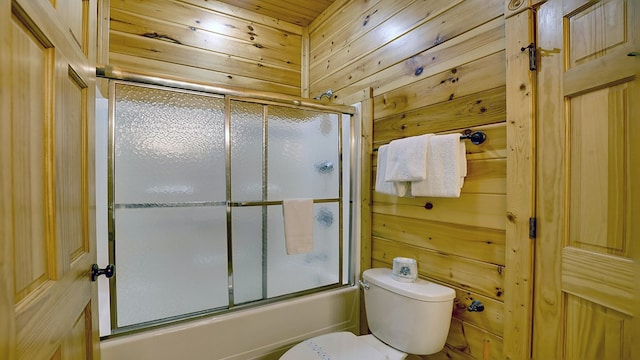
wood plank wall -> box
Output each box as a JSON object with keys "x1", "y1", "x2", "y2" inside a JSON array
[
  {"x1": 105, "y1": 0, "x2": 511, "y2": 358},
  {"x1": 308, "y1": 1, "x2": 507, "y2": 359},
  {"x1": 107, "y1": 0, "x2": 303, "y2": 96}
]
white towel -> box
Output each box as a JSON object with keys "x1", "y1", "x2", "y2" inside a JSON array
[
  {"x1": 375, "y1": 145, "x2": 409, "y2": 196},
  {"x1": 282, "y1": 199, "x2": 314, "y2": 255},
  {"x1": 411, "y1": 134, "x2": 467, "y2": 198},
  {"x1": 384, "y1": 134, "x2": 432, "y2": 182}
]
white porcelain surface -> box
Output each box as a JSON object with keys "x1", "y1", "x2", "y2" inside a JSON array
[
  {"x1": 280, "y1": 332, "x2": 404, "y2": 360},
  {"x1": 363, "y1": 268, "x2": 455, "y2": 355},
  {"x1": 280, "y1": 268, "x2": 455, "y2": 359}
]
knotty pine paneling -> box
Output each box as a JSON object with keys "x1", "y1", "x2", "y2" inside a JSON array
[
  {"x1": 373, "y1": 52, "x2": 506, "y2": 119},
  {"x1": 215, "y1": 0, "x2": 336, "y2": 26},
  {"x1": 309, "y1": 0, "x2": 503, "y2": 100},
  {"x1": 330, "y1": 16, "x2": 505, "y2": 102},
  {"x1": 372, "y1": 214, "x2": 505, "y2": 265},
  {"x1": 310, "y1": 1, "x2": 508, "y2": 358},
  {"x1": 372, "y1": 87, "x2": 506, "y2": 144},
  {"x1": 108, "y1": 0, "x2": 303, "y2": 95}
]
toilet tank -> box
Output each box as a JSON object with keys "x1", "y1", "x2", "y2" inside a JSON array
[{"x1": 362, "y1": 268, "x2": 455, "y2": 355}]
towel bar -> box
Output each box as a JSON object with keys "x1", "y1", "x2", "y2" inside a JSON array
[{"x1": 373, "y1": 129, "x2": 487, "y2": 151}]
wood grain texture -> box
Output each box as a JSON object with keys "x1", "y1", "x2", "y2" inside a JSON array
[
  {"x1": 331, "y1": 17, "x2": 505, "y2": 103},
  {"x1": 446, "y1": 319, "x2": 503, "y2": 360},
  {"x1": 373, "y1": 52, "x2": 506, "y2": 119},
  {"x1": 562, "y1": 247, "x2": 635, "y2": 316},
  {"x1": 214, "y1": 0, "x2": 335, "y2": 26},
  {"x1": 109, "y1": 31, "x2": 300, "y2": 86},
  {"x1": 109, "y1": 8, "x2": 301, "y2": 69},
  {"x1": 372, "y1": 214, "x2": 505, "y2": 265},
  {"x1": 534, "y1": 0, "x2": 639, "y2": 358},
  {"x1": 373, "y1": 88, "x2": 506, "y2": 144},
  {"x1": 11, "y1": 16, "x2": 50, "y2": 304},
  {"x1": 310, "y1": 0, "x2": 417, "y2": 70},
  {"x1": 108, "y1": 52, "x2": 300, "y2": 96},
  {"x1": 109, "y1": 0, "x2": 303, "y2": 94},
  {"x1": 6, "y1": 0, "x2": 100, "y2": 359},
  {"x1": 179, "y1": 0, "x2": 302, "y2": 35},
  {"x1": 0, "y1": 0, "x2": 16, "y2": 356},
  {"x1": 503, "y1": 10, "x2": 535, "y2": 360},
  {"x1": 359, "y1": 92, "x2": 373, "y2": 336},
  {"x1": 533, "y1": 3, "x2": 565, "y2": 358},
  {"x1": 372, "y1": 238, "x2": 505, "y2": 300},
  {"x1": 565, "y1": 295, "x2": 632, "y2": 360},
  {"x1": 309, "y1": 0, "x2": 503, "y2": 98},
  {"x1": 311, "y1": 1, "x2": 509, "y2": 357}
]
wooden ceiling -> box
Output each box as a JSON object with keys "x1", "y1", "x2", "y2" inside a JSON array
[{"x1": 213, "y1": 0, "x2": 336, "y2": 26}]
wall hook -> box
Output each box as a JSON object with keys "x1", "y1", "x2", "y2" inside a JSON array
[
  {"x1": 314, "y1": 89, "x2": 333, "y2": 101},
  {"x1": 468, "y1": 300, "x2": 485, "y2": 312}
]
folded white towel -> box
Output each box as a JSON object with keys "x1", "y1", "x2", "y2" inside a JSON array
[
  {"x1": 384, "y1": 134, "x2": 432, "y2": 182},
  {"x1": 282, "y1": 199, "x2": 314, "y2": 255},
  {"x1": 375, "y1": 145, "x2": 409, "y2": 196},
  {"x1": 411, "y1": 134, "x2": 467, "y2": 198}
]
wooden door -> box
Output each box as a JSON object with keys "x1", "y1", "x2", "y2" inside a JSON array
[
  {"x1": 535, "y1": 0, "x2": 639, "y2": 358},
  {"x1": 0, "y1": 0, "x2": 99, "y2": 359}
]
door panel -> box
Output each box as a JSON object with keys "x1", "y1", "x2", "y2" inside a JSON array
[
  {"x1": 565, "y1": 295, "x2": 632, "y2": 359},
  {"x1": 1, "y1": 0, "x2": 99, "y2": 359},
  {"x1": 11, "y1": 11, "x2": 52, "y2": 304},
  {"x1": 535, "y1": 0, "x2": 639, "y2": 358}
]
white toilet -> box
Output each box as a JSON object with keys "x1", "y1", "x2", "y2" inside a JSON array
[{"x1": 280, "y1": 267, "x2": 456, "y2": 359}]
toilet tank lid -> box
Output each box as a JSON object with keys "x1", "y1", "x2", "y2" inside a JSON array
[{"x1": 363, "y1": 268, "x2": 455, "y2": 301}]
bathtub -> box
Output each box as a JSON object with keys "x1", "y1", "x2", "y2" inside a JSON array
[{"x1": 100, "y1": 286, "x2": 360, "y2": 360}]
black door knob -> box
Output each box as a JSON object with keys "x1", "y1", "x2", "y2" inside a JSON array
[{"x1": 91, "y1": 264, "x2": 115, "y2": 281}]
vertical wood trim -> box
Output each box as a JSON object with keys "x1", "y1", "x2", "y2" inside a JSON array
[
  {"x1": 533, "y1": 2, "x2": 564, "y2": 358},
  {"x1": 301, "y1": 26, "x2": 310, "y2": 98},
  {"x1": 505, "y1": 0, "x2": 547, "y2": 19},
  {"x1": 0, "y1": 0, "x2": 16, "y2": 357},
  {"x1": 504, "y1": 9, "x2": 536, "y2": 360},
  {"x1": 96, "y1": 0, "x2": 109, "y2": 98},
  {"x1": 359, "y1": 88, "x2": 373, "y2": 335}
]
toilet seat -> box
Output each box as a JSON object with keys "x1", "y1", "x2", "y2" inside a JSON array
[{"x1": 280, "y1": 331, "x2": 406, "y2": 360}]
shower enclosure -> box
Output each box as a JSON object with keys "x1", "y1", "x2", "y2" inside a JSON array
[{"x1": 100, "y1": 71, "x2": 357, "y2": 335}]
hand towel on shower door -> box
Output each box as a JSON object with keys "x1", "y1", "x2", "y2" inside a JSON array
[{"x1": 282, "y1": 199, "x2": 314, "y2": 255}]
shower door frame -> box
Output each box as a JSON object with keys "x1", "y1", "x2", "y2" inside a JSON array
[{"x1": 100, "y1": 67, "x2": 359, "y2": 336}]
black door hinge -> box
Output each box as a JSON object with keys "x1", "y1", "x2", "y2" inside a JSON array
[
  {"x1": 529, "y1": 217, "x2": 537, "y2": 239},
  {"x1": 521, "y1": 43, "x2": 537, "y2": 71}
]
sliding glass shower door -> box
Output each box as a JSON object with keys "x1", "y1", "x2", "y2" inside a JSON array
[
  {"x1": 108, "y1": 81, "x2": 353, "y2": 333},
  {"x1": 112, "y1": 84, "x2": 229, "y2": 328}
]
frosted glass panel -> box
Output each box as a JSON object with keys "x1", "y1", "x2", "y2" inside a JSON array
[
  {"x1": 267, "y1": 108, "x2": 339, "y2": 200},
  {"x1": 114, "y1": 84, "x2": 225, "y2": 203},
  {"x1": 115, "y1": 207, "x2": 228, "y2": 327},
  {"x1": 267, "y1": 203, "x2": 340, "y2": 298},
  {"x1": 230, "y1": 101, "x2": 264, "y2": 202},
  {"x1": 232, "y1": 207, "x2": 263, "y2": 304}
]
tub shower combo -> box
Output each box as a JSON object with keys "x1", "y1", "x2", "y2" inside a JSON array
[{"x1": 98, "y1": 68, "x2": 358, "y2": 337}]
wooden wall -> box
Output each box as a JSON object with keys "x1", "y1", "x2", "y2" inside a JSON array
[
  {"x1": 308, "y1": 1, "x2": 507, "y2": 359},
  {"x1": 107, "y1": 0, "x2": 303, "y2": 96},
  {"x1": 104, "y1": 0, "x2": 516, "y2": 358}
]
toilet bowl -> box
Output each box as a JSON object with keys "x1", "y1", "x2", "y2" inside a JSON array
[
  {"x1": 280, "y1": 267, "x2": 456, "y2": 359},
  {"x1": 280, "y1": 331, "x2": 406, "y2": 360}
]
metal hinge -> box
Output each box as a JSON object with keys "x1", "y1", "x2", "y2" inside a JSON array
[
  {"x1": 529, "y1": 217, "x2": 537, "y2": 239},
  {"x1": 521, "y1": 43, "x2": 537, "y2": 71}
]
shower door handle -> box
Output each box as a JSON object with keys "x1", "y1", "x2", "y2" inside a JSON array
[{"x1": 91, "y1": 264, "x2": 115, "y2": 281}]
